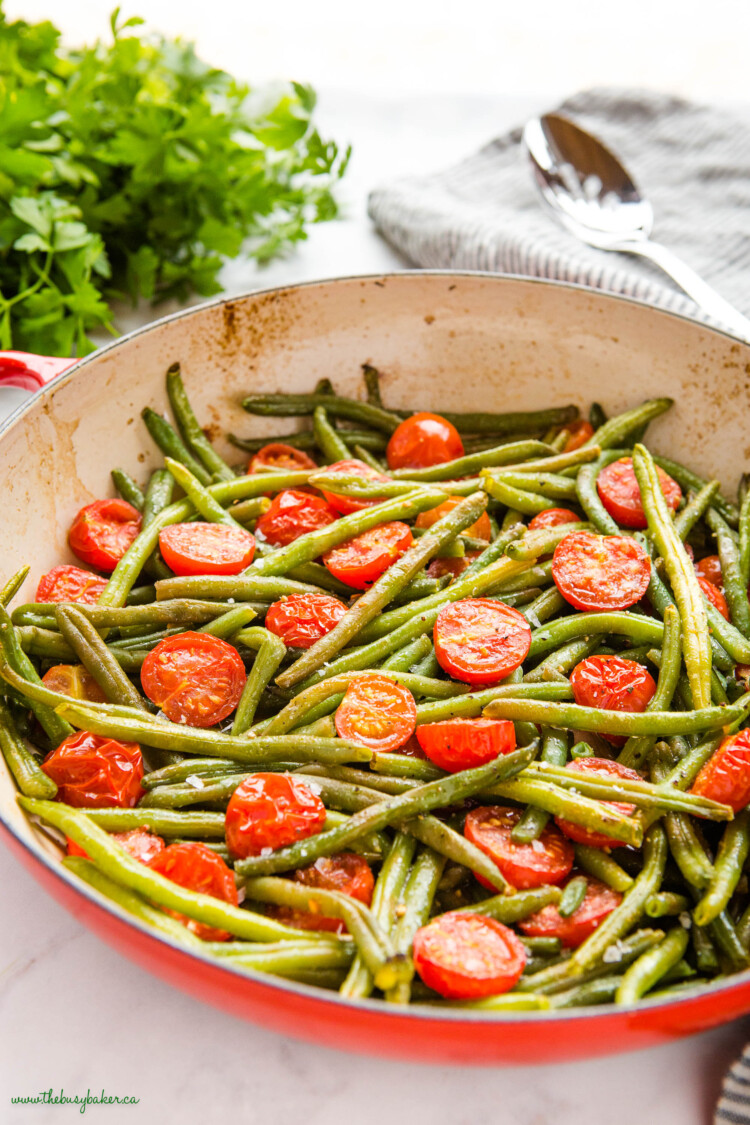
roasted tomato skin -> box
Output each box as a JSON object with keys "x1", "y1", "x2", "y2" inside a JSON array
[
  {"x1": 433, "y1": 598, "x2": 531, "y2": 685},
  {"x1": 416, "y1": 718, "x2": 516, "y2": 772},
  {"x1": 140, "y1": 631, "x2": 246, "y2": 728},
  {"x1": 255, "y1": 489, "x2": 338, "y2": 547},
  {"x1": 415, "y1": 496, "x2": 491, "y2": 541},
  {"x1": 464, "y1": 805, "x2": 574, "y2": 890},
  {"x1": 158, "y1": 522, "x2": 255, "y2": 576},
  {"x1": 696, "y1": 574, "x2": 730, "y2": 620},
  {"x1": 323, "y1": 521, "x2": 413, "y2": 590},
  {"x1": 413, "y1": 911, "x2": 527, "y2": 999},
  {"x1": 67, "y1": 826, "x2": 165, "y2": 865},
  {"x1": 149, "y1": 841, "x2": 238, "y2": 941},
  {"x1": 596, "y1": 456, "x2": 681, "y2": 529},
  {"x1": 695, "y1": 555, "x2": 723, "y2": 589},
  {"x1": 554, "y1": 757, "x2": 641, "y2": 849},
  {"x1": 35, "y1": 565, "x2": 108, "y2": 605},
  {"x1": 520, "y1": 877, "x2": 622, "y2": 948},
  {"x1": 265, "y1": 593, "x2": 348, "y2": 649},
  {"x1": 272, "y1": 854, "x2": 375, "y2": 934},
  {"x1": 42, "y1": 731, "x2": 144, "y2": 808},
  {"x1": 335, "y1": 674, "x2": 417, "y2": 752},
  {"x1": 41, "y1": 664, "x2": 107, "y2": 703},
  {"x1": 319, "y1": 459, "x2": 391, "y2": 515},
  {"x1": 691, "y1": 730, "x2": 750, "y2": 813},
  {"x1": 561, "y1": 419, "x2": 594, "y2": 452},
  {"x1": 68, "y1": 499, "x2": 142, "y2": 572},
  {"x1": 249, "y1": 443, "x2": 316, "y2": 473},
  {"x1": 225, "y1": 773, "x2": 327, "y2": 858},
  {"x1": 386, "y1": 412, "x2": 464, "y2": 471},
  {"x1": 552, "y1": 530, "x2": 651, "y2": 612},
  {"x1": 528, "y1": 508, "x2": 580, "y2": 531},
  {"x1": 570, "y1": 655, "x2": 657, "y2": 746}
]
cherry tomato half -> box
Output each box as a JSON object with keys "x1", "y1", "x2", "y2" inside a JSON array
[
  {"x1": 426, "y1": 552, "x2": 482, "y2": 582},
  {"x1": 416, "y1": 718, "x2": 516, "y2": 772},
  {"x1": 158, "y1": 522, "x2": 255, "y2": 576},
  {"x1": 149, "y1": 841, "x2": 238, "y2": 941},
  {"x1": 335, "y1": 674, "x2": 417, "y2": 752},
  {"x1": 413, "y1": 911, "x2": 526, "y2": 999},
  {"x1": 561, "y1": 419, "x2": 595, "y2": 452},
  {"x1": 67, "y1": 826, "x2": 165, "y2": 865},
  {"x1": 691, "y1": 730, "x2": 750, "y2": 813},
  {"x1": 42, "y1": 731, "x2": 143, "y2": 808},
  {"x1": 265, "y1": 593, "x2": 348, "y2": 649},
  {"x1": 35, "y1": 565, "x2": 108, "y2": 605},
  {"x1": 41, "y1": 664, "x2": 107, "y2": 703},
  {"x1": 272, "y1": 854, "x2": 375, "y2": 935},
  {"x1": 528, "y1": 508, "x2": 580, "y2": 532},
  {"x1": 225, "y1": 773, "x2": 327, "y2": 858},
  {"x1": 415, "y1": 496, "x2": 491, "y2": 542},
  {"x1": 695, "y1": 555, "x2": 723, "y2": 589},
  {"x1": 323, "y1": 521, "x2": 413, "y2": 590},
  {"x1": 140, "y1": 631, "x2": 246, "y2": 727},
  {"x1": 68, "y1": 499, "x2": 142, "y2": 572},
  {"x1": 552, "y1": 530, "x2": 651, "y2": 612},
  {"x1": 386, "y1": 412, "x2": 464, "y2": 471},
  {"x1": 255, "y1": 489, "x2": 338, "y2": 547},
  {"x1": 554, "y1": 757, "x2": 641, "y2": 849},
  {"x1": 519, "y1": 876, "x2": 622, "y2": 948},
  {"x1": 697, "y1": 574, "x2": 730, "y2": 620},
  {"x1": 570, "y1": 655, "x2": 657, "y2": 746},
  {"x1": 464, "y1": 805, "x2": 574, "y2": 890},
  {"x1": 434, "y1": 598, "x2": 531, "y2": 685},
  {"x1": 319, "y1": 459, "x2": 391, "y2": 515},
  {"x1": 249, "y1": 443, "x2": 317, "y2": 473},
  {"x1": 597, "y1": 457, "x2": 681, "y2": 530}
]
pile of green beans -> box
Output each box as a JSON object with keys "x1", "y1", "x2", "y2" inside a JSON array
[{"x1": 5, "y1": 365, "x2": 750, "y2": 1015}]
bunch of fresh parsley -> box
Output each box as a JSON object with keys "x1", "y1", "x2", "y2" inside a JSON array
[{"x1": 0, "y1": 6, "x2": 350, "y2": 355}]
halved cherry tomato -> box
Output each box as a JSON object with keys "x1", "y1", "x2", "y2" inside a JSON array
[
  {"x1": 158, "y1": 522, "x2": 255, "y2": 576},
  {"x1": 42, "y1": 731, "x2": 143, "y2": 808},
  {"x1": 697, "y1": 574, "x2": 730, "y2": 620},
  {"x1": 570, "y1": 655, "x2": 657, "y2": 746},
  {"x1": 225, "y1": 773, "x2": 327, "y2": 858},
  {"x1": 41, "y1": 664, "x2": 107, "y2": 703},
  {"x1": 335, "y1": 674, "x2": 417, "y2": 752},
  {"x1": 149, "y1": 841, "x2": 238, "y2": 941},
  {"x1": 554, "y1": 758, "x2": 641, "y2": 849},
  {"x1": 561, "y1": 419, "x2": 595, "y2": 452},
  {"x1": 140, "y1": 631, "x2": 246, "y2": 727},
  {"x1": 691, "y1": 729, "x2": 750, "y2": 813},
  {"x1": 386, "y1": 413, "x2": 464, "y2": 471},
  {"x1": 413, "y1": 911, "x2": 526, "y2": 999},
  {"x1": 35, "y1": 565, "x2": 108, "y2": 605},
  {"x1": 397, "y1": 733, "x2": 428, "y2": 758},
  {"x1": 249, "y1": 443, "x2": 317, "y2": 473},
  {"x1": 552, "y1": 530, "x2": 651, "y2": 611},
  {"x1": 519, "y1": 876, "x2": 622, "y2": 948},
  {"x1": 433, "y1": 598, "x2": 531, "y2": 685},
  {"x1": 323, "y1": 521, "x2": 412, "y2": 590},
  {"x1": 272, "y1": 854, "x2": 375, "y2": 934},
  {"x1": 465, "y1": 805, "x2": 574, "y2": 890},
  {"x1": 319, "y1": 459, "x2": 391, "y2": 515},
  {"x1": 67, "y1": 826, "x2": 165, "y2": 865},
  {"x1": 695, "y1": 555, "x2": 723, "y2": 589},
  {"x1": 597, "y1": 456, "x2": 681, "y2": 529},
  {"x1": 426, "y1": 551, "x2": 482, "y2": 582},
  {"x1": 265, "y1": 593, "x2": 348, "y2": 649},
  {"x1": 528, "y1": 508, "x2": 580, "y2": 531},
  {"x1": 255, "y1": 489, "x2": 338, "y2": 547},
  {"x1": 416, "y1": 718, "x2": 516, "y2": 772},
  {"x1": 415, "y1": 496, "x2": 491, "y2": 542},
  {"x1": 68, "y1": 499, "x2": 142, "y2": 572}
]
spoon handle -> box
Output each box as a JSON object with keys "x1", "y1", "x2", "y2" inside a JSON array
[{"x1": 614, "y1": 239, "x2": 750, "y2": 341}]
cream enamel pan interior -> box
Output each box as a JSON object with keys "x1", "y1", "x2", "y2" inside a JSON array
[{"x1": 3, "y1": 272, "x2": 750, "y2": 1060}]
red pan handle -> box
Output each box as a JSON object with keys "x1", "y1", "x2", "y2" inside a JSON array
[{"x1": 0, "y1": 351, "x2": 76, "y2": 392}]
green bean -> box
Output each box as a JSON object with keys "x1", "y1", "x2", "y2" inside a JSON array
[
  {"x1": 243, "y1": 392, "x2": 403, "y2": 434},
  {"x1": 506, "y1": 523, "x2": 590, "y2": 561},
  {"x1": 84, "y1": 807, "x2": 227, "y2": 836},
  {"x1": 519, "y1": 928, "x2": 665, "y2": 995},
  {"x1": 380, "y1": 635, "x2": 433, "y2": 673},
  {"x1": 111, "y1": 469, "x2": 145, "y2": 511},
  {"x1": 481, "y1": 474, "x2": 556, "y2": 515},
  {"x1": 706, "y1": 507, "x2": 750, "y2": 637},
  {"x1": 706, "y1": 908, "x2": 749, "y2": 970},
  {"x1": 674, "y1": 481, "x2": 720, "y2": 540},
  {"x1": 143, "y1": 758, "x2": 238, "y2": 788},
  {"x1": 313, "y1": 405, "x2": 351, "y2": 462},
  {"x1": 511, "y1": 726, "x2": 567, "y2": 844},
  {"x1": 574, "y1": 846, "x2": 634, "y2": 893},
  {"x1": 55, "y1": 606, "x2": 147, "y2": 711},
  {"x1": 737, "y1": 902, "x2": 750, "y2": 951},
  {"x1": 433, "y1": 405, "x2": 579, "y2": 436},
  {"x1": 457, "y1": 885, "x2": 563, "y2": 924},
  {"x1": 491, "y1": 470, "x2": 579, "y2": 502},
  {"x1": 575, "y1": 450, "x2": 623, "y2": 535},
  {"x1": 651, "y1": 453, "x2": 738, "y2": 526},
  {"x1": 0, "y1": 604, "x2": 72, "y2": 744},
  {"x1": 479, "y1": 777, "x2": 643, "y2": 848},
  {"x1": 140, "y1": 773, "x2": 248, "y2": 808},
  {"x1": 523, "y1": 637, "x2": 599, "y2": 684},
  {"x1": 585, "y1": 398, "x2": 673, "y2": 450},
  {"x1": 0, "y1": 696, "x2": 56, "y2": 798},
  {"x1": 436, "y1": 993, "x2": 552, "y2": 1011},
  {"x1": 703, "y1": 597, "x2": 750, "y2": 664},
  {"x1": 528, "y1": 611, "x2": 664, "y2": 662},
  {"x1": 229, "y1": 429, "x2": 387, "y2": 455},
  {"x1": 693, "y1": 809, "x2": 750, "y2": 926},
  {"x1": 361, "y1": 364, "x2": 383, "y2": 407},
  {"x1": 547, "y1": 977, "x2": 622, "y2": 1009},
  {"x1": 276, "y1": 492, "x2": 488, "y2": 688},
  {"x1": 166, "y1": 363, "x2": 235, "y2": 481},
  {"x1": 739, "y1": 479, "x2": 750, "y2": 589},
  {"x1": 140, "y1": 469, "x2": 176, "y2": 579},
  {"x1": 164, "y1": 458, "x2": 244, "y2": 529},
  {"x1": 391, "y1": 439, "x2": 554, "y2": 482},
  {"x1": 559, "y1": 876, "x2": 588, "y2": 918},
  {"x1": 484, "y1": 689, "x2": 750, "y2": 736},
  {"x1": 13, "y1": 598, "x2": 254, "y2": 631},
  {"x1": 1, "y1": 565, "x2": 30, "y2": 608},
  {"x1": 244, "y1": 876, "x2": 411, "y2": 991},
  {"x1": 411, "y1": 682, "x2": 572, "y2": 729},
  {"x1": 647, "y1": 563, "x2": 735, "y2": 670},
  {"x1": 353, "y1": 444, "x2": 386, "y2": 471},
  {"x1": 618, "y1": 605, "x2": 682, "y2": 769},
  {"x1": 198, "y1": 604, "x2": 257, "y2": 639},
  {"x1": 644, "y1": 892, "x2": 689, "y2": 918},
  {"x1": 403, "y1": 815, "x2": 513, "y2": 894},
  {"x1": 142, "y1": 406, "x2": 213, "y2": 485},
  {"x1": 461, "y1": 525, "x2": 525, "y2": 578},
  {"x1": 385, "y1": 847, "x2": 446, "y2": 1003},
  {"x1": 234, "y1": 745, "x2": 535, "y2": 878},
  {"x1": 232, "y1": 627, "x2": 286, "y2": 734},
  {"x1": 226, "y1": 497, "x2": 272, "y2": 526}
]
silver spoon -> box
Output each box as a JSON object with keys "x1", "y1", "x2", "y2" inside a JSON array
[{"x1": 523, "y1": 113, "x2": 750, "y2": 340}]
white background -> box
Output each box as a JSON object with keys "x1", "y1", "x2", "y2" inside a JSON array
[{"x1": 2, "y1": 3, "x2": 750, "y2": 1123}]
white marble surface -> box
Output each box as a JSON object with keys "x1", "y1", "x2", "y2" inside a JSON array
[{"x1": 2, "y1": 90, "x2": 750, "y2": 1124}]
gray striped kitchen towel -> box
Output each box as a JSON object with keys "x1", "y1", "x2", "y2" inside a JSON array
[
  {"x1": 368, "y1": 88, "x2": 750, "y2": 328},
  {"x1": 718, "y1": 1042, "x2": 750, "y2": 1123}
]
